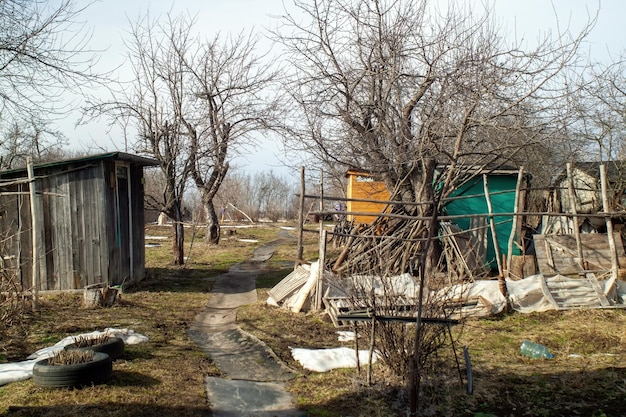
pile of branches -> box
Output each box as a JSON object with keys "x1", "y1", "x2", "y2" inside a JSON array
[
  {"x1": 327, "y1": 209, "x2": 464, "y2": 381},
  {"x1": 331, "y1": 207, "x2": 438, "y2": 280}
]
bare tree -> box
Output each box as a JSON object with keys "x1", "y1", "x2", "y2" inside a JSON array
[
  {"x1": 278, "y1": 0, "x2": 592, "y2": 204},
  {"x1": 276, "y1": 0, "x2": 594, "y2": 412},
  {"x1": 88, "y1": 11, "x2": 282, "y2": 260},
  {"x1": 0, "y1": 0, "x2": 100, "y2": 162},
  {"x1": 213, "y1": 169, "x2": 298, "y2": 222},
  {"x1": 0, "y1": 119, "x2": 67, "y2": 170},
  {"x1": 86, "y1": 13, "x2": 195, "y2": 264},
  {"x1": 566, "y1": 57, "x2": 626, "y2": 161},
  {"x1": 249, "y1": 170, "x2": 296, "y2": 221},
  {"x1": 180, "y1": 31, "x2": 283, "y2": 244},
  {"x1": 213, "y1": 171, "x2": 249, "y2": 222}
]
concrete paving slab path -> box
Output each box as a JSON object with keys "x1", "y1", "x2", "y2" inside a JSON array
[{"x1": 188, "y1": 235, "x2": 302, "y2": 417}]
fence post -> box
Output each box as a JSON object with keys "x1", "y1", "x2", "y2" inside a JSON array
[
  {"x1": 295, "y1": 166, "x2": 305, "y2": 268},
  {"x1": 27, "y1": 158, "x2": 42, "y2": 311}
]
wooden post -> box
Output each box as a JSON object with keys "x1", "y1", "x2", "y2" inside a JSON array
[
  {"x1": 566, "y1": 163, "x2": 587, "y2": 271},
  {"x1": 506, "y1": 167, "x2": 524, "y2": 278},
  {"x1": 316, "y1": 171, "x2": 325, "y2": 310},
  {"x1": 408, "y1": 356, "x2": 417, "y2": 416},
  {"x1": 27, "y1": 158, "x2": 41, "y2": 311},
  {"x1": 600, "y1": 164, "x2": 619, "y2": 292},
  {"x1": 411, "y1": 193, "x2": 439, "y2": 417},
  {"x1": 354, "y1": 323, "x2": 361, "y2": 375},
  {"x1": 316, "y1": 230, "x2": 327, "y2": 311},
  {"x1": 483, "y1": 174, "x2": 503, "y2": 277},
  {"x1": 368, "y1": 313, "x2": 375, "y2": 386},
  {"x1": 295, "y1": 167, "x2": 305, "y2": 269}
]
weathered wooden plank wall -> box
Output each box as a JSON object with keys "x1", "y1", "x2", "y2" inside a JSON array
[
  {"x1": 48, "y1": 172, "x2": 69, "y2": 289},
  {"x1": 104, "y1": 160, "x2": 123, "y2": 286},
  {"x1": 0, "y1": 153, "x2": 154, "y2": 292},
  {"x1": 1, "y1": 162, "x2": 115, "y2": 290},
  {"x1": 0, "y1": 186, "x2": 25, "y2": 287},
  {"x1": 33, "y1": 164, "x2": 110, "y2": 290},
  {"x1": 66, "y1": 165, "x2": 108, "y2": 290},
  {"x1": 90, "y1": 163, "x2": 108, "y2": 287},
  {"x1": 534, "y1": 233, "x2": 626, "y2": 277}
]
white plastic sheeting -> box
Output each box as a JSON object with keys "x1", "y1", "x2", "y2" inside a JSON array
[
  {"x1": 0, "y1": 328, "x2": 148, "y2": 386},
  {"x1": 290, "y1": 347, "x2": 379, "y2": 372},
  {"x1": 507, "y1": 274, "x2": 626, "y2": 313}
]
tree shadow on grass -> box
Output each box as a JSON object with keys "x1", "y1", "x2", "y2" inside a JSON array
[
  {"x1": 120, "y1": 346, "x2": 155, "y2": 361},
  {"x1": 4, "y1": 403, "x2": 211, "y2": 417},
  {"x1": 126, "y1": 267, "x2": 223, "y2": 294},
  {"x1": 462, "y1": 365, "x2": 626, "y2": 417},
  {"x1": 108, "y1": 370, "x2": 160, "y2": 387},
  {"x1": 287, "y1": 364, "x2": 626, "y2": 417}
]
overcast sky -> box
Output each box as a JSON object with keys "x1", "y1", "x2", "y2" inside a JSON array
[{"x1": 65, "y1": 0, "x2": 624, "y2": 174}]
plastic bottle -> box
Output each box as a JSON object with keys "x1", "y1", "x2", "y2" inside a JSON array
[{"x1": 520, "y1": 340, "x2": 554, "y2": 359}]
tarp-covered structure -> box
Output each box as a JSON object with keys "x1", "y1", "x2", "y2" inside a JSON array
[{"x1": 443, "y1": 168, "x2": 527, "y2": 270}]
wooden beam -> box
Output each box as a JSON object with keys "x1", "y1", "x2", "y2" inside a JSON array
[{"x1": 27, "y1": 158, "x2": 42, "y2": 311}]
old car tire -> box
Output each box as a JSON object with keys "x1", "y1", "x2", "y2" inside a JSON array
[
  {"x1": 32, "y1": 352, "x2": 113, "y2": 388},
  {"x1": 64, "y1": 336, "x2": 125, "y2": 360}
]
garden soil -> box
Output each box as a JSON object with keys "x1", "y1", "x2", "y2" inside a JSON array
[{"x1": 187, "y1": 233, "x2": 302, "y2": 417}]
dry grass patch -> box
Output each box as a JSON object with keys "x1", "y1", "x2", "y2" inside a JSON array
[
  {"x1": 243, "y1": 267, "x2": 626, "y2": 416},
  {"x1": 1, "y1": 223, "x2": 298, "y2": 417},
  {"x1": 454, "y1": 309, "x2": 626, "y2": 417},
  {"x1": 0, "y1": 285, "x2": 217, "y2": 417},
  {"x1": 0, "y1": 245, "x2": 220, "y2": 417},
  {"x1": 3, "y1": 223, "x2": 625, "y2": 416}
]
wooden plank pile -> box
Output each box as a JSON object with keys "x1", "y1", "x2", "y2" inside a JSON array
[
  {"x1": 267, "y1": 262, "x2": 330, "y2": 313},
  {"x1": 439, "y1": 222, "x2": 489, "y2": 282}
]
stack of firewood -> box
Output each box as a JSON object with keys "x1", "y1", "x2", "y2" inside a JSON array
[{"x1": 332, "y1": 214, "x2": 428, "y2": 279}]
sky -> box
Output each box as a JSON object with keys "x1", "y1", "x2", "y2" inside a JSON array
[
  {"x1": 67, "y1": 0, "x2": 292, "y2": 175},
  {"x1": 61, "y1": 0, "x2": 625, "y2": 175}
]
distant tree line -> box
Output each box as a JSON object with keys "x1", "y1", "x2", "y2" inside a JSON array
[{"x1": 144, "y1": 168, "x2": 301, "y2": 224}]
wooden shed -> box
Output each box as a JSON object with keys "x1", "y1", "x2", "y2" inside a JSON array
[
  {"x1": 0, "y1": 152, "x2": 158, "y2": 291},
  {"x1": 554, "y1": 161, "x2": 626, "y2": 212},
  {"x1": 544, "y1": 161, "x2": 626, "y2": 234},
  {"x1": 345, "y1": 170, "x2": 390, "y2": 224}
]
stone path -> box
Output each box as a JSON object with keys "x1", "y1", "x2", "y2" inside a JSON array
[{"x1": 187, "y1": 234, "x2": 302, "y2": 417}]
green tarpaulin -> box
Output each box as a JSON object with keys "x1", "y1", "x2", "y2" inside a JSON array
[{"x1": 444, "y1": 174, "x2": 520, "y2": 269}]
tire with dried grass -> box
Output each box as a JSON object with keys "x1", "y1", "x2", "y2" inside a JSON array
[
  {"x1": 64, "y1": 334, "x2": 125, "y2": 359},
  {"x1": 32, "y1": 350, "x2": 112, "y2": 388}
]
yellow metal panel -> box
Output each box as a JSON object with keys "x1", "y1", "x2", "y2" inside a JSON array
[{"x1": 346, "y1": 171, "x2": 390, "y2": 224}]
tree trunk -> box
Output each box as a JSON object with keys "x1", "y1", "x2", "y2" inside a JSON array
[
  {"x1": 205, "y1": 199, "x2": 220, "y2": 245},
  {"x1": 414, "y1": 158, "x2": 440, "y2": 275},
  {"x1": 171, "y1": 204, "x2": 185, "y2": 265}
]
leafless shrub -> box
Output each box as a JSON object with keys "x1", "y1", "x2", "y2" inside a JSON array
[
  {"x1": 331, "y1": 212, "x2": 464, "y2": 380},
  {"x1": 323, "y1": 199, "x2": 480, "y2": 417},
  {"x1": 48, "y1": 349, "x2": 94, "y2": 366},
  {"x1": 0, "y1": 254, "x2": 28, "y2": 338},
  {"x1": 72, "y1": 334, "x2": 110, "y2": 348}
]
